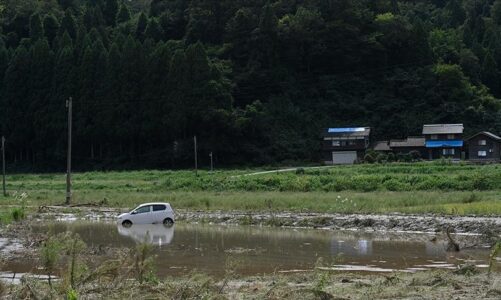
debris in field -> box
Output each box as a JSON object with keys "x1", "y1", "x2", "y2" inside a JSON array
[{"x1": 446, "y1": 227, "x2": 461, "y2": 252}]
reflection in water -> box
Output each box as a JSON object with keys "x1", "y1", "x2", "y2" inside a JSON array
[
  {"x1": 117, "y1": 224, "x2": 174, "y2": 246},
  {"x1": 331, "y1": 239, "x2": 373, "y2": 256}
]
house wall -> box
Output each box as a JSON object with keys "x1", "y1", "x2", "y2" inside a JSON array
[
  {"x1": 468, "y1": 135, "x2": 501, "y2": 161},
  {"x1": 322, "y1": 150, "x2": 365, "y2": 164},
  {"x1": 426, "y1": 148, "x2": 462, "y2": 160},
  {"x1": 322, "y1": 138, "x2": 369, "y2": 164},
  {"x1": 424, "y1": 133, "x2": 463, "y2": 140},
  {"x1": 424, "y1": 134, "x2": 464, "y2": 160},
  {"x1": 322, "y1": 139, "x2": 367, "y2": 151}
]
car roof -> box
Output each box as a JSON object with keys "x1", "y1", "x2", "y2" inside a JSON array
[{"x1": 136, "y1": 202, "x2": 171, "y2": 207}]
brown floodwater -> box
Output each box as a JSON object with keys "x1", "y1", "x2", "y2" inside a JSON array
[{"x1": 2, "y1": 221, "x2": 499, "y2": 278}]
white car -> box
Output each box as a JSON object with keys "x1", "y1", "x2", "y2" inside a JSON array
[{"x1": 118, "y1": 203, "x2": 175, "y2": 227}]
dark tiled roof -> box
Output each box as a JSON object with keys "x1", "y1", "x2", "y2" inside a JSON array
[
  {"x1": 390, "y1": 136, "x2": 426, "y2": 148},
  {"x1": 373, "y1": 141, "x2": 391, "y2": 151},
  {"x1": 466, "y1": 131, "x2": 501, "y2": 141},
  {"x1": 422, "y1": 124, "x2": 464, "y2": 135}
]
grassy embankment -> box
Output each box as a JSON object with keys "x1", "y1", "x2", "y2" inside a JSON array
[{"x1": 1, "y1": 162, "x2": 500, "y2": 215}]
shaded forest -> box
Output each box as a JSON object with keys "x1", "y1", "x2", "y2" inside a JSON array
[{"x1": 0, "y1": 0, "x2": 501, "y2": 170}]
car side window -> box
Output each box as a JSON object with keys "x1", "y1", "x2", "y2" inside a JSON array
[
  {"x1": 134, "y1": 206, "x2": 151, "y2": 214},
  {"x1": 153, "y1": 205, "x2": 166, "y2": 211}
]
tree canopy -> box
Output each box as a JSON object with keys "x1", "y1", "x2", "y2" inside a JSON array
[{"x1": 0, "y1": 0, "x2": 500, "y2": 170}]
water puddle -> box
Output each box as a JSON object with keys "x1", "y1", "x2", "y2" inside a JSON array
[{"x1": 1, "y1": 221, "x2": 498, "y2": 278}]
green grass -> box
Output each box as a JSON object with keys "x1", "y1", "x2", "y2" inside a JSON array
[{"x1": 0, "y1": 163, "x2": 500, "y2": 215}]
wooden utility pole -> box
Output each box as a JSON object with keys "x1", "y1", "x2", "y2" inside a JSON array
[
  {"x1": 194, "y1": 136, "x2": 198, "y2": 176},
  {"x1": 66, "y1": 97, "x2": 72, "y2": 205},
  {"x1": 2, "y1": 136, "x2": 6, "y2": 197},
  {"x1": 209, "y1": 152, "x2": 213, "y2": 173}
]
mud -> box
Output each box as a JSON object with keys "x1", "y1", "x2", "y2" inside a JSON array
[
  {"x1": 176, "y1": 210, "x2": 501, "y2": 237},
  {"x1": 34, "y1": 206, "x2": 501, "y2": 238}
]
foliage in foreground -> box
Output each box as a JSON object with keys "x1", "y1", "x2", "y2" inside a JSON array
[{"x1": 7, "y1": 246, "x2": 501, "y2": 299}]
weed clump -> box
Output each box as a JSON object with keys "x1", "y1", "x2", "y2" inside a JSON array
[{"x1": 133, "y1": 233, "x2": 157, "y2": 284}]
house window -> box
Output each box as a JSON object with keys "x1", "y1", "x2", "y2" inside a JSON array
[
  {"x1": 478, "y1": 140, "x2": 487, "y2": 146},
  {"x1": 442, "y1": 148, "x2": 455, "y2": 155},
  {"x1": 478, "y1": 151, "x2": 487, "y2": 157},
  {"x1": 447, "y1": 134, "x2": 455, "y2": 139},
  {"x1": 431, "y1": 135, "x2": 438, "y2": 140},
  {"x1": 332, "y1": 141, "x2": 341, "y2": 147}
]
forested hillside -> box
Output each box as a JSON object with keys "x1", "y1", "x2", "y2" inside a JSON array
[{"x1": 0, "y1": 0, "x2": 501, "y2": 170}]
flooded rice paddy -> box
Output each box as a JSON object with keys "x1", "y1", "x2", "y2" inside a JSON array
[{"x1": 1, "y1": 221, "x2": 498, "y2": 278}]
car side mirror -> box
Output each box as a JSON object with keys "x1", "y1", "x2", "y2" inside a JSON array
[{"x1": 131, "y1": 211, "x2": 137, "y2": 215}]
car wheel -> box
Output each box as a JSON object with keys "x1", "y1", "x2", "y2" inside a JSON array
[
  {"x1": 163, "y1": 218, "x2": 174, "y2": 227},
  {"x1": 122, "y1": 220, "x2": 132, "y2": 228}
]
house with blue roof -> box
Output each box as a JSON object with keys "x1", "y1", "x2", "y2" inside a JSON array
[
  {"x1": 322, "y1": 127, "x2": 371, "y2": 164},
  {"x1": 422, "y1": 124, "x2": 464, "y2": 160}
]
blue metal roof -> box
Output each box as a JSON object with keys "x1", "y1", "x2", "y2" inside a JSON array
[
  {"x1": 425, "y1": 140, "x2": 463, "y2": 148},
  {"x1": 328, "y1": 127, "x2": 366, "y2": 133}
]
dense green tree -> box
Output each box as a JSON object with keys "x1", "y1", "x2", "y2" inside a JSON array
[
  {"x1": 144, "y1": 18, "x2": 163, "y2": 42},
  {"x1": 58, "y1": 9, "x2": 77, "y2": 39},
  {"x1": 135, "y1": 12, "x2": 148, "y2": 41},
  {"x1": 225, "y1": 8, "x2": 258, "y2": 65},
  {"x1": 30, "y1": 39, "x2": 54, "y2": 161},
  {"x1": 2, "y1": 46, "x2": 32, "y2": 158},
  {"x1": 445, "y1": 0, "x2": 466, "y2": 27},
  {"x1": 459, "y1": 48, "x2": 481, "y2": 83},
  {"x1": 103, "y1": 0, "x2": 119, "y2": 26},
  {"x1": 254, "y1": 2, "x2": 278, "y2": 67},
  {"x1": 278, "y1": 6, "x2": 325, "y2": 72},
  {"x1": 43, "y1": 14, "x2": 59, "y2": 45},
  {"x1": 29, "y1": 13, "x2": 44, "y2": 41},
  {"x1": 58, "y1": 0, "x2": 75, "y2": 10},
  {"x1": 0, "y1": 42, "x2": 9, "y2": 131},
  {"x1": 0, "y1": 0, "x2": 500, "y2": 170},
  {"x1": 481, "y1": 50, "x2": 500, "y2": 95},
  {"x1": 116, "y1": 3, "x2": 131, "y2": 24}
]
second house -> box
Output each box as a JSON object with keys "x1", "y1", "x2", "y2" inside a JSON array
[{"x1": 423, "y1": 124, "x2": 464, "y2": 160}]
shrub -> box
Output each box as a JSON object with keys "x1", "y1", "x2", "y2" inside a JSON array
[
  {"x1": 462, "y1": 193, "x2": 480, "y2": 203},
  {"x1": 376, "y1": 153, "x2": 387, "y2": 163},
  {"x1": 387, "y1": 152, "x2": 396, "y2": 162},
  {"x1": 10, "y1": 208, "x2": 25, "y2": 222},
  {"x1": 384, "y1": 179, "x2": 408, "y2": 191},
  {"x1": 295, "y1": 168, "x2": 305, "y2": 175},
  {"x1": 471, "y1": 174, "x2": 492, "y2": 190},
  {"x1": 364, "y1": 150, "x2": 378, "y2": 163},
  {"x1": 409, "y1": 150, "x2": 421, "y2": 161},
  {"x1": 67, "y1": 289, "x2": 78, "y2": 300}
]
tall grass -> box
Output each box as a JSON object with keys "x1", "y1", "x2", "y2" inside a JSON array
[
  {"x1": 1, "y1": 163, "x2": 500, "y2": 215},
  {"x1": 4, "y1": 163, "x2": 501, "y2": 193}
]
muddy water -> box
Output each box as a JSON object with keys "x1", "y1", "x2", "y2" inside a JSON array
[{"x1": 4, "y1": 222, "x2": 499, "y2": 277}]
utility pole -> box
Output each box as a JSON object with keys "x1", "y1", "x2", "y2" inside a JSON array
[
  {"x1": 209, "y1": 152, "x2": 213, "y2": 173},
  {"x1": 2, "y1": 136, "x2": 6, "y2": 197},
  {"x1": 66, "y1": 97, "x2": 72, "y2": 205},
  {"x1": 194, "y1": 136, "x2": 198, "y2": 176}
]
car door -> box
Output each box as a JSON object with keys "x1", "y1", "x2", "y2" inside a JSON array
[
  {"x1": 132, "y1": 205, "x2": 152, "y2": 224},
  {"x1": 152, "y1": 204, "x2": 166, "y2": 223}
]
